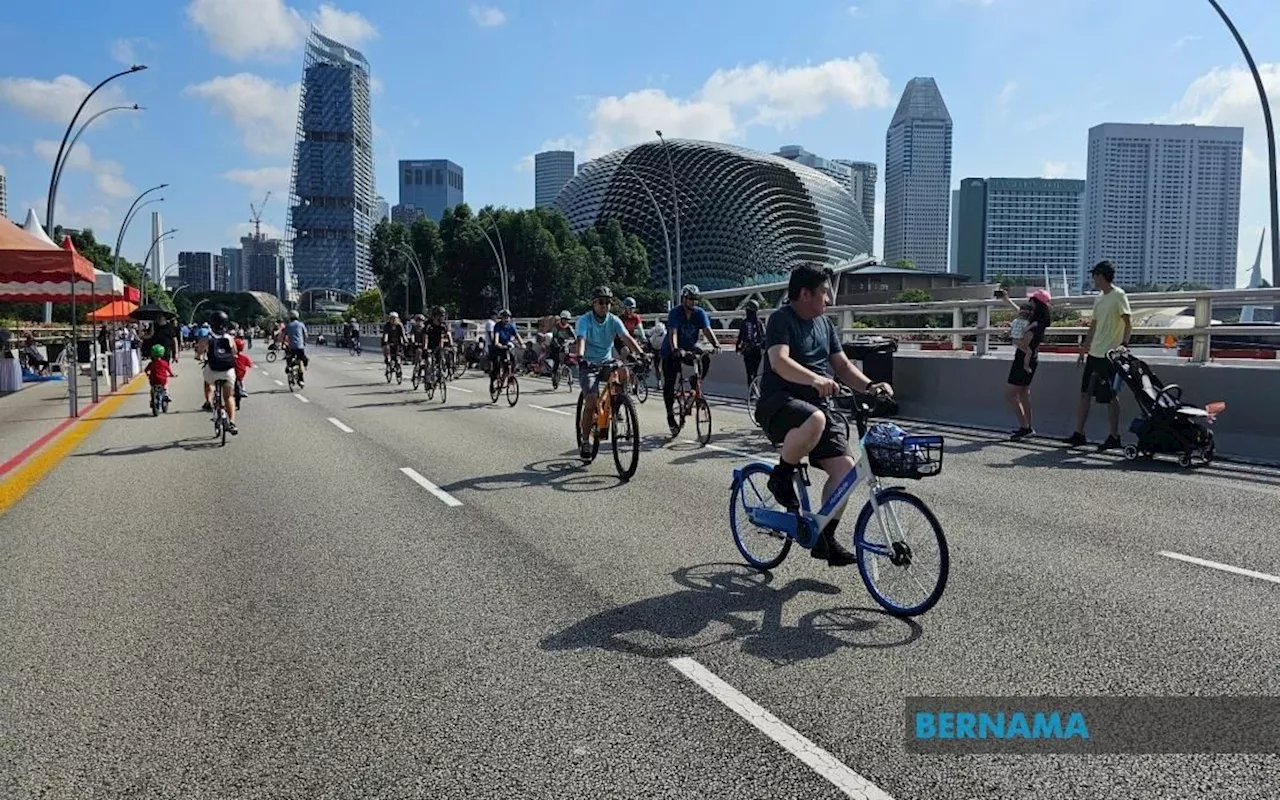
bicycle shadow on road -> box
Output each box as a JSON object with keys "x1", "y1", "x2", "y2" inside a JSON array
[
  {"x1": 73, "y1": 436, "x2": 227, "y2": 457},
  {"x1": 540, "y1": 563, "x2": 922, "y2": 666},
  {"x1": 438, "y1": 456, "x2": 624, "y2": 494}
]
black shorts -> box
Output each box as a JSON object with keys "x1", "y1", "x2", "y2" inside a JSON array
[
  {"x1": 1080, "y1": 355, "x2": 1119, "y2": 403},
  {"x1": 1007, "y1": 351, "x2": 1038, "y2": 386},
  {"x1": 756, "y1": 391, "x2": 849, "y2": 463}
]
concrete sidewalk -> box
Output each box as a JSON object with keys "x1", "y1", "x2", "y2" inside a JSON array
[{"x1": 0, "y1": 377, "x2": 114, "y2": 471}]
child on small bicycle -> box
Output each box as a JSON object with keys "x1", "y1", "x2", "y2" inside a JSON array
[
  {"x1": 233, "y1": 337, "x2": 254, "y2": 410},
  {"x1": 144, "y1": 344, "x2": 176, "y2": 408}
]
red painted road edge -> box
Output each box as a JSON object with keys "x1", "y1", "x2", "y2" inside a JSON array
[{"x1": 0, "y1": 391, "x2": 110, "y2": 479}]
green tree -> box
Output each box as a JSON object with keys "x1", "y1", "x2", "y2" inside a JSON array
[
  {"x1": 893, "y1": 258, "x2": 917, "y2": 270},
  {"x1": 346, "y1": 288, "x2": 385, "y2": 322}
]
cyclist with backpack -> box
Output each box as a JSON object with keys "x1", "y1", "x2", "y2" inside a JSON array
[{"x1": 201, "y1": 311, "x2": 239, "y2": 435}]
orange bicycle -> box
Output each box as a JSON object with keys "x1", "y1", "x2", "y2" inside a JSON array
[
  {"x1": 672, "y1": 346, "x2": 712, "y2": 445},
  {"x1": 575, "y1": 358, "x2": 640, "y2": 480}
]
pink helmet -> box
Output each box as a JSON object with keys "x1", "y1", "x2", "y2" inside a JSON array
[{"x1": 1029, "y1": 289, "x2": 1052, "y2": 306}]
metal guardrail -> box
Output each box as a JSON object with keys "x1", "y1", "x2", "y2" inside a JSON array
[{"x1": 312, "y1": 287, "x2": 1280, "y2": 364}]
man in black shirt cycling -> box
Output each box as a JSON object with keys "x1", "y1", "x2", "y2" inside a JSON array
[
  {"x1": 382, "y1": 312, "x2": 406, "y2": 369},
  {"x1": 754, "y1": 263, "x2": 894, "y2": 567},
  {"x1": 424, "y1": 307, "x2": 449, "y2": 378}
]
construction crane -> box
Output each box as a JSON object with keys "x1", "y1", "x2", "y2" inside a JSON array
[{"x1": 249, "y1": 191, "x2": 272, "y2": 241}]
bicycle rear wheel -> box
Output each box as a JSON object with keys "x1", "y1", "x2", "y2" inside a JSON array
[
  {"x1": 729, "y1": 462, "x2": 792, "y2": 569},
  {"x1": 611, "y1": 393, "x2": 640, "y2": 480},
  {"x1": 747, "y1": 377, "x2": 762, "y2": 428},
  {"x1": 694, "y1": 397, "x2": 712, "y2": 445},
  {"x1": 853, "y1": 489, "x2": 949, "y2": 617}
]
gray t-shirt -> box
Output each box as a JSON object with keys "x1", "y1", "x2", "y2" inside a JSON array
[
  {"x1": 758, "y1": 305, "x2": 841, "y2": 405},
  {"x1": 286, "y1": 320, "x2": 307, "y2": 350}
]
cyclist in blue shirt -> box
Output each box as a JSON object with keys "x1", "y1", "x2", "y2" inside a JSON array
[
  {"x1": 488, "y1": 309, "x2": 525, "y2": 386},
  {"x1": 661, "y1": 283, "x2": 721, "y2": 435},
  {"x1": 575, "y1": 286, "x2": 644, "y2": 459},
  {"x1": 285, "y1": 310, "x2": 309, "y2": 385}
]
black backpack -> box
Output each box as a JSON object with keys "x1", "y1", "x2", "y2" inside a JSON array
[{"x1": 207, "y1": 335, "x2": 236, "y2": 372}]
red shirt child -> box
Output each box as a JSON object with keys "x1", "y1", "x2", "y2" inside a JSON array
[
  {"x1": 233, "y1": 338, "x2": 253, "y2": 382},
  {"x1": 145, "y1": 356, "x2": 173, "y2": 387}
]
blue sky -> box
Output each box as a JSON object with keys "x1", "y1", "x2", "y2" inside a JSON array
[{"x1": 1, "y1": 0, "x2": 1277, "y2": 285}]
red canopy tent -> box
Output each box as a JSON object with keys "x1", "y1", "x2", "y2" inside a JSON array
[{"x1": 0, "y1": 220, "x2": 96, "y2": 287}]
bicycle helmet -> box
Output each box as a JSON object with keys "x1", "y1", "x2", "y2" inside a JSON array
[
  {"x1": 499, "y1": 308, "x2": 511, "y2": 318},
  {"x1": 744, "y1": 299, "x2": 760, "y2": 311},
  {"x1": 592, "y1": 286, "x2": 613, "y2": 300},
  {"x1": 389, "y1": 311, "x2": 399, "y2": 319},
  {"x1": 623, "y1": 296, "x2": 636, "y2": 309},
  {"x1": 289, "y1": 310, "x2": 299, "y2": 321},
  {"x1": 432, "y1": 306, "x2": 445, "y2": 317},
  {"x1": 558, "y1": 310, "x2": 571, "y2": 320},
  {"x1": 149, "y1": 344, "x2": 165, "y2": 359},
  {"x1": 681, "y1": 284, "x2": 700, "y2": 299},
  {"x1": 210, "y1": 310, "x2": 229, "y2": 332}
]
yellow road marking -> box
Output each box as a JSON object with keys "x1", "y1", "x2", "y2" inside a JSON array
[{"x1": 0, "y1": 373, "x2": 147, "y2": 516}]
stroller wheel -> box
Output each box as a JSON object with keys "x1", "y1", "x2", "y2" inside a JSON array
[
  {"x1": 1178, "y1": 452, "x2": 1193, "y2": 469},
  {"x1": 1123, "y1": 444, "x2": 1139, "y2": 461},
  {"x1": 1201, "y1": 441, "x2": 1215, "y2": 463}
]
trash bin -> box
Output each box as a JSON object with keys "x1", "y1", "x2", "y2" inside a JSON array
[{"x1": 842, "y1": 336, "x2": 898, "y2": 417}]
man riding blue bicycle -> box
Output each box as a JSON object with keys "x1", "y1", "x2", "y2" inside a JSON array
[
  {"x1": 754, "y1": 263, "x2": 894, "y2": 567},
  {"x1": 488, "y1": 309, "x2": 524, "y2": 387}
]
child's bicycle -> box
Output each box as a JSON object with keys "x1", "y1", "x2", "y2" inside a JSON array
[
  {"x1": 728, "y1": 387, "x2": 949, "y2": 617},
  {"x1": 285, "y1": 351, "x2": 304, "y2": 391},
  {"x1": 211, "y1": 379, "x2": 231, "y2": 447},
  {"x1": 149, "y1": 383, "x2": 170, "y2": 416}
]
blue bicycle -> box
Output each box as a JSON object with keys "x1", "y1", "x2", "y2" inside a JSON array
[{"x1": 729, "y1": 387, "x2": 949, "y2": 617}]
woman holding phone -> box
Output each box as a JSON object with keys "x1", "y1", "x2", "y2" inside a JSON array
[{"x1": 996, "y1": 287, "x2": 1052, "y2": 439}]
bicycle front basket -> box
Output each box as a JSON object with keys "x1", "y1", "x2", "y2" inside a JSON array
[{"x1": 865, "y1": 435, "x2": 945, "y2": 480}]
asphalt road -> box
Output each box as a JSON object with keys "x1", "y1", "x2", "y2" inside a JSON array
[{"x1": 2, "y1": 344, "x2": 1279, "y2": 799}]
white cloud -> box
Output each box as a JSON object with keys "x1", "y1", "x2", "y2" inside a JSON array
[
  {"x1": 32, "y1": 139, "x2": 135, "y2": 200},
  {"x1": 846, "y1": 5, "x2": 859, "y2": 16},
  {"x1": 110, "y1": 37, "x2": 153, "y2": 66},
  {"x1": 222, "y1": 166, "x2": 292, "y2": 196},
  {"x1": 470, "y1": 5, "x2": 507, "y2": 26},
  {"x1": 1041, "y1": 161, "x2": 1071, "y2": 178},
  {"x1": 532, "y1": 54, "x2": 891, "y2": 163},
  {"x1": 1171, "y1": 35, "x2": 1202, "y2": 50},
  {"x1": 184, "y1": 74, "x2": 301, "y2": 157},
  {"x1": 996, "y1": 80, "x2": 1017, "y2": 108},
  {"x1": 370, "y1": 75, "x2": 385, "y2": 94},
  {"x1": 0, "y1": 74, "x2": 132, "y2": 125},
  {"x1": 186, "y1": 0, "x2": 376, "y2": 61},
  {"x1": 1164, "y1": 62, "x2": 1280, "y2": 280}
]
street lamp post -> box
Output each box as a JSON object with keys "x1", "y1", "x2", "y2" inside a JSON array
[
  {"x1": 476, "y1": 222, "x2": 509, "y2": 312},
  {"x1": 655, "y1": 131, "x2": 682, "y2": 296},
  {"x1": 1205, "y1": 0, "x2": 1279, "y2": 283},
  {"x1": 114, "y1": 184, "x2": 167, "y2": 262},
  {"x1": 45, "y1": 65, "x2": 147, "y2": 239},
  {"x1": 52, "y1": 105, "x2": 143, "y2": 201},
  {"x1": 619, "y1": 162, "x2": 673, "y2": 309},
  {"x1": 395, "y1": 245, "x2": 428, "y2": 315}
]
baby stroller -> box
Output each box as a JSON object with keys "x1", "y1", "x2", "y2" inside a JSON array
[{"x1": 1106, "y1": 348, "x2": 1225, "y2": 468}]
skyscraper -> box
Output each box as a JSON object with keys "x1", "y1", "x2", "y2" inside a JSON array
[
  {"x1": 397, "y1": 159, "x2": 464, "y2": 222},
  {"x1": 375, "y1": 195, "x2": 390, "y2": 223},
  {"x1": 884, "y1": 77, "x2": 953, "y2": 272},
  {"x1": 535, "y1": 150, "x2": 575, "y2": 207},
  {"x1": 222, "y1": 247, "x2": 243, "y2": 292},
  {"x1": 1084, "y1": 123, "x2": 1243, "y2": 289},
  {"x1": 149, "y1": 211, "x2": 165, "y2": 287},
  {"x1": 952, "y1": 177, "x2": 1086, "y2": 287},
  {"x1": 836, "y1": 161, "x2": 877, "y2": 246},
  {"x1": 0, "y1": 164, "x2": 8, "y2": 221},
  {"x1": 178, "y1": 251, "x2": 221, "y2": 292},
  {"x1": 287, "y1": 28, "x2": 376, "y2": 296}
]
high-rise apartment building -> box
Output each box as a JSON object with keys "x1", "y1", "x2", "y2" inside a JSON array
[
  {"x1": 776, "y1": 145, "x2": 853, "y2": 188},
  {"x1": 535, "y1": 150, "x2": 575, "y2": 208},
  {"x1": 222, "y1": 247, "x2": 243, "y2": 292},
  {"x1": 884, "y1": 77, "x2": 953, "y2": 272},
  {"x1": 177, "y1": 251, "x2": 222, "y2": 292},
  {"x1": 287, "y1": 28, "x2": 376, "y2": 296},
  {"x1": 1084, "y1": 123, "x2": 1243, "y2": 289},
  {"x1": 0, "y1": 164, "x2": 8, "y2": 221},
  {"x1": 952, "y1": 177, "x2": 1086, "y2": 286},
  {"x1": 375, "y1": 196, "x2": 390, "y2": 223},
  {"x1": 398, "y1": 159, "x2": 463, "y2": 222},
  {"x1": 242, "y1": 235, "x2": 285, "y2": 296},
  {"x1": 835, "y1": 160, "x2": 877, "y2": 246}
]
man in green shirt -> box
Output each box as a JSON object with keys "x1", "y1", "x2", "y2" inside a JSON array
[{"x1": 1066, "y1": 260, "x2": 1132, "y2": 451}]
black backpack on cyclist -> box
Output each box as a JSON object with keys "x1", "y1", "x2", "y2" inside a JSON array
[{"x1": 207, "y1": 334, "x2": 236, "y2": 372}]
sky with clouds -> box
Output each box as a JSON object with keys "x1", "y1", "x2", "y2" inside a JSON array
[{"x1": 0, "y1": 0, "x2": 1277, "y2": 284}]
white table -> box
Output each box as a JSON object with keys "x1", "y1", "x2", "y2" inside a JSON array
[{"x1": 0, "y1": 354, "x2": 21, "y2": 392}]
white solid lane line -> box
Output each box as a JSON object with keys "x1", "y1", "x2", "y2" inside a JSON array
[
  {"x1": 451, "y1": 386, "x2": 474, "y2": 393},
  {"x1": 399, "y1": 467, "x2": 463, "y2": 507},
  {"x1": 531, "y1": 404, "x2": 573, "y2": 416},
  {"x1": 327, "y1": 417, "x2": 354, "y2": 433},
  {"x1": 1157, "y1": 551, "x2": 1280, "y2": 585},
  {"x1": 296, "y1": 395, "x2": 310, "y2": 403},
  {"x1": 668, "y1": 657, "x2": 894, "y2": 800},
  {"x1": 274, "y1": 379, "x2": 284, "y2": 386}
]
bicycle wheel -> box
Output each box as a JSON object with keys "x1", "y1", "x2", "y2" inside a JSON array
[
  {"x1": 551, "y1": 365, "x2": 561, "y2": 390},
  {"x1": 266, "y1": 350, "x2": 277, "y2": 363},
  {"x1": 385, "y1": 363, "x2": 393, "y2": 384},
  {"x1": 853, "y1": 489, "x2": 949, "y2": 617},
  {"x1": 506, "y1": 375, "x2": 520, "y2": 406},
  {"x1": 412, "y1": 362, "x2": 421, "y2": 390},
  {"x1": 439, "y1": 374, "x2": 448, "y2": 403},
  {"x1": 747, "y1": 378, "x2": 762, "y2": 428},
  {"x1": 575, "y1": 392, "x2": 601, "y2": 461},
  {"x1": 489, "y1": 373, "x2": 501, "y2": 403},
  {"x1": 695, "y1": 397, "x2": 712, "y2": 446},
  {"x1": 633, "y1": 374, "x2": 648, "y2": 404},
  {"x1": 729, "y1": 462, "x2": 792, "y2": 569},
  {"x1": 395, "y1": 362, "x2": 403, "y2": 385},
  {"x1": 610, "y1": 393, "x2": 640, "y2": 480}
]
